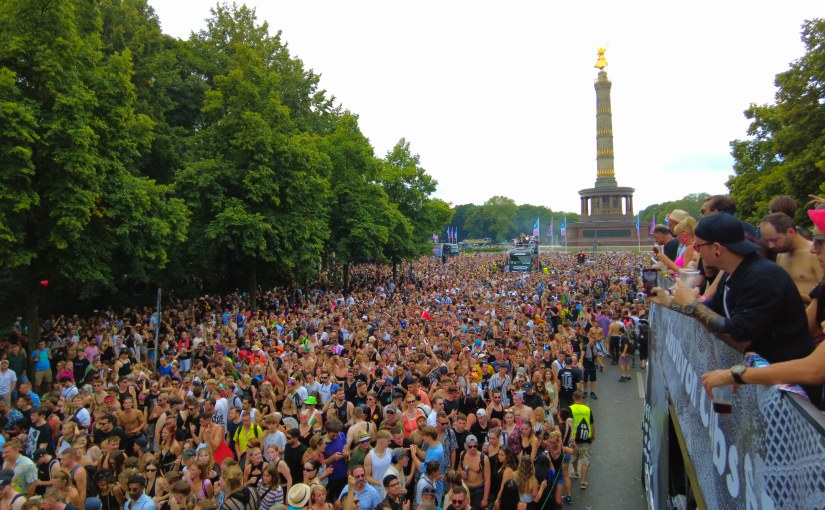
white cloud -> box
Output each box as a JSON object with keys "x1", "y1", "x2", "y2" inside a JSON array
[{"x1": 148, "y1": 0, "x2": 821, "y2": 212}]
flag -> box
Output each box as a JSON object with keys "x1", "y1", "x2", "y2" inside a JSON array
[
  {"x1": 446, "y1": 226, "x2": 450, "y2": 239},
  {"x1": 560, "y1": 217, "x2": 567, "y2": 237},
  {"x1": 649, "y1": 214, "x2": 656, "y2": 235},
  {"x1": 636, "y1": 213, "x2": 640, "y2": 237},
  {"x1": 548, "y1": 218, "x2": 554, "y2": 238},
  {"x1": 532, "y1": 218, "x2": 540, "y2": 238},
  {"x1": 665, "y1": 214, "x2": 670, "y2": 227}
]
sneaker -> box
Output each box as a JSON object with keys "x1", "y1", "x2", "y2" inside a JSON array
[
  {"x1": 619, "y1": 376, "x2": 626, "y2": 382},
  {"x1": 562, "y1": 496, "x2": 573, "y2": 504},
  {"x1": 590, "y1": 392, "x2": 598, "y2": 399},
  {"x1": 582, "y1": 392, "x2": 588, "y2": 399},
  {"x1": 599, "y1": 365, "x2": 604, "y2": 372},
  {"x1": 570, "y1": 472, "x2": 580, "y2": 479}
]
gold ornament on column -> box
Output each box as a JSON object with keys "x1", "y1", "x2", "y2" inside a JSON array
[{"x1": 595, "y1": 46, "x2": 608, "y2": 70}]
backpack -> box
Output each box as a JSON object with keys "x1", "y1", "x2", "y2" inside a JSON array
[
  {"x1": 576, "y1": 419, "x2": 591, "y2": 442},
  {"x1": 638, "y1": 323, "x2": 650, "y2": 343},
  {"x1": 70, "y1": 464, "x2": 98, "y2": 498}
]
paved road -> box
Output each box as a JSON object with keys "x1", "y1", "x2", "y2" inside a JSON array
[{"x1": 563, "y1": 361, "x2": 647, "y2": 510}]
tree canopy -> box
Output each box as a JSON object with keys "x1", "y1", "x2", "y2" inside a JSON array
[
  {"x1": 452, "y1": 198, "x2": 578, "y2": 244},
  {"x1": 0, "y1": 0, "x2": 454, "y2": 342},
  {"x1": 728, "y1": 18, "x2": 825, "y2": 225}
]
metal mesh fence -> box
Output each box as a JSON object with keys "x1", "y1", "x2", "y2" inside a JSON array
[{"x1": 644, "y1": 306, "x2": 825, "y2": 510}]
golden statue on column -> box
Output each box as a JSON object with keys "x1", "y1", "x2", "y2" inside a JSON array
[{"x1": 594, "y1": 47, "x2": 608, "y2": 70}]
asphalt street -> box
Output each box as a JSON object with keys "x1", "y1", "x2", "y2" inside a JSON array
[{"x1": 563, "y1": 360, "x2": 647, "y2": 510}]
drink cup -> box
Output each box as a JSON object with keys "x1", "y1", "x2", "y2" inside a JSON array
[
  {"x1": 711, "y1": 385, "x2": 733, "y2": 414},
  {"x1": 678, "y1": 269, "x2": 701, "y2": 289}
]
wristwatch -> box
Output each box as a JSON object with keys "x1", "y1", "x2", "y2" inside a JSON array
[
  {"x1": 683, "y1": 300, "x2": 698, "y2": 315},
  {"x1": 730, "y1": 364, "x2": 747, "y2": 385}
]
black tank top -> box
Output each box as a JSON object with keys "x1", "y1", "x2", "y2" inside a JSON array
[
  {"x1": 489, "y1": 406, "x2": 505, "y2": 422},
  {"x1": 100, "y1": 492, "x2": 119, "y2": 510},
  {"x1": 118, "y1": 360, "x2": 132, "y2": 377},
  {"x1": 334, "y1": 401, "x2": 348, "y2": 424}
]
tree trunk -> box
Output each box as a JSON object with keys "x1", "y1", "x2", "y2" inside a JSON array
[
  {"x1": 343, "y1": 263, "x2": 350, "y2": 292},
  {"x1": 248, "y1": 258, "x2": 258, "y2": 313}
]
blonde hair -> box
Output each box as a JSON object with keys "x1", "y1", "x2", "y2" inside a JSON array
[
  {"x1": 222, "y1": 464, "x2": 244, "y2": 492},
  {"x1": 376, "y1": 430, "x2": 392, "y2": 441},
  {"x1": 311, "y1": 483, "x2": 327, "y2": 503},
  {"x1": 673, "y1": 216, "x2": 697, "y2": 236}
]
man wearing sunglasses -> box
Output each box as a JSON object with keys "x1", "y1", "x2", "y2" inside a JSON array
[{"x1": 652, "y1": 213, "x2": 814, "y2": 367}]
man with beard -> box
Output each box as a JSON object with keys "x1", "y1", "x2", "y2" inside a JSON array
[{"x1": 760, "y1": 212, "x2": 823, "y2": 304}]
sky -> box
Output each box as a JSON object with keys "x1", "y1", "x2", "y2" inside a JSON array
[{"x1": 148, "y1": 1, "x2": 823, "y2": 214}]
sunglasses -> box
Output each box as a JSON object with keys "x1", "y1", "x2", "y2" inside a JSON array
[
  {"x1": 466, "y1": 444, "x2": 478, "y2": 449},
  {"x1": 304, "y1": 466, "x2": 315, "y2": 471}
]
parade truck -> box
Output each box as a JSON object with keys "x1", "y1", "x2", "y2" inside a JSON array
[
  {"x1": 643, "y1": 306, "x2": 825, "y2": 510},
  {"x1": 506, "y1": 234, "x2": 540, "y2": 272},
  {"x1": 434, "y1": 243, "x2": 460, "y2": 258}
]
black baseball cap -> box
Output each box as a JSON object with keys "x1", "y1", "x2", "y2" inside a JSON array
[{"x1": 694, "y1": 212, "x2": 757, "y2": 255}]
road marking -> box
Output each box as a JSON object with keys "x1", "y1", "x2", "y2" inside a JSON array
[{"x1": 637, "y1": 371, "x2": 645, "y2": 399}]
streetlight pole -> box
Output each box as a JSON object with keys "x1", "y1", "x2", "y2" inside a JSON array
[{"x1": 154, "y1": 288, "x2": 161, "y2": 374}]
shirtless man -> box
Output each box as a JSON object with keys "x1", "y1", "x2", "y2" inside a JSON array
[
  {"x1": 607, "y1": 317, "x2": 624, "y2": 366},
  {"x1": 760, "y1": 212, "x2": 823, "y2": 303},
  {"x1": 587, "y1": 321, "x2": 606, "y2": 371},
  {"x1": 117, "y1": 397, "x2": 147, "y2": 453}
]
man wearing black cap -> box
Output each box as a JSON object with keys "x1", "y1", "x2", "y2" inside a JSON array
[
  {"x1": 521, "y1": 381, "x2": 543, "y2": 409},
  {"x1": 653, "y1": 212, "x2": 814, "y2": 365},
  {"x1": 28, "y1": 448, "x2": 59, "y2": 497}
]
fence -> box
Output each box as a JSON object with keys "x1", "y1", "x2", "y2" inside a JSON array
[{"x1": 643, "y1": 306, "x2": 825, "y2": 510}]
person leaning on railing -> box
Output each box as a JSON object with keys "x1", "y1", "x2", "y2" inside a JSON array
[
  {"x1": 650, "y1": 212, "x2": 814, "y2": 365},
  {"x1": 702, "y1": 208, "x2": 825, "y2": 403}
]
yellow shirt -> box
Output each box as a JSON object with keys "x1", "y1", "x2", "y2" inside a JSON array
[{"x1": 232, "y1": 424, "x2": 263, "y2": 454}]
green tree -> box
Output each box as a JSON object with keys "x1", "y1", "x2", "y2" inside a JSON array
[
  {"x1": 637, "y1": 193, "x2": 710, "y2": 224},
  {"x1": 179, "y1": 8, "x2": 331, "y2": 310},
  {"x1": 0, "y1": 0, "x2": 188, "y2": 346},
  {"x1": 464, "y1": 196, "x2": 518, "y2": 242},
  {"x1": 380, "y1": 139, "x2": 452, "y2": 279},
  {"x1": 322, "y1": 113, "x2": 397, "y2": 288},
  {"x1": 98, "y1": 0, "x2": 202, "y2": 184},
  {"x1": 728, "y1": 19, "x2": 825, "y2": 224}
]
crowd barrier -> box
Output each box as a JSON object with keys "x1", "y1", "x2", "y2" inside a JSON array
[{"x1": 642, "y1": 306, "x2": 825, "y2": 510}]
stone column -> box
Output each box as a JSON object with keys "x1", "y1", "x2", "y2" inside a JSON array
[{"x1": 628, "y1": 195, "x2": 634, "y2": 216}]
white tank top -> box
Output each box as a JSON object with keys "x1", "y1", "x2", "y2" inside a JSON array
[{"x1": 370, "y1": 448, "x2": 392, "y2": 484}]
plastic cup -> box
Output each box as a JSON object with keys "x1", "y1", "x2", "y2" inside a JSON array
[
  {"x1": 711, "y1": 385, "x2": 733, "y2": 414},
  {"x1": 678, "y1": 269, "x2": 701, "y2": 289}
]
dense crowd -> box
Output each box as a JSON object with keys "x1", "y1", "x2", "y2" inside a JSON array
[
  {"x1": 1, "y1": 193, "x2": 824, "y2": 510},
  {"x1": 0, "y1": 247, "x2": 653, "y2": 510}
]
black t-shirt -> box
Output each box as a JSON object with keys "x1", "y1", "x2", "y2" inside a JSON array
[
  {"x1": 558, "y1": 367, "x2": 582, "y2": 401},
  {"x1": 443, "y1": 398, "x2": 461, "y2": 417},
  {"x1": 663, "y1": 238, "x2": 680, "y2": 261},
  {"x1": 809, "y1": 281, "x2": 825, "y2": 333},
  {"x1": 522, "y1": 391, "x2": 544, "y2": 410},
  {"x1": 284, "y1": 442, "x2": 307, "y2": 486},
  {"x1": 93, "y1": 426, "x2": 126, "y2": 446},
  {"x1": 706, "y1": 253, "x2": 813, "y2": 363},
  {"x1": 454, "y1": 429, "x2": 470, "y2": 468},
  {"x1": 27, "y1": 422, "x2": 55, "y2": 456},
  {"x1": 469, "y1": 421, "x2": 489, "y2": 446}
]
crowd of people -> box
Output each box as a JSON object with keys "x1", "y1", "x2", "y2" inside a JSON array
[{"x1": 0, "y1": 193, "x2": 823, "y2": 510}]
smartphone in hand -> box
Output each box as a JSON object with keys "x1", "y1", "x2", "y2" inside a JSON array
[{"x1": 642, "y1": 269, "x2": 658, "y2": 295}]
